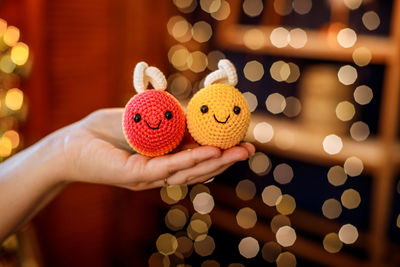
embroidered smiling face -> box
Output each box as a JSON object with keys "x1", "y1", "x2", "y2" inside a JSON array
[
  {"x1": 123, "y1": 90, "x2": 186, "y2": 156},
  {"x1": 186, "y1": 83, "x2": 250, "y2": 149}
]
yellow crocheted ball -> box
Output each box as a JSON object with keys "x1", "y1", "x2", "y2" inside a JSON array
[{"x1": 186, "y1": 83, "x2": 250, "y2": 149}]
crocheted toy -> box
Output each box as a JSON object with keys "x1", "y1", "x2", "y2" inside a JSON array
[
  {"x1": 122, "y1": 62, "x2": 186, "y2": 156},
  {"x1": 186, "y1": 59, "x2": 250, "y2": 149}
]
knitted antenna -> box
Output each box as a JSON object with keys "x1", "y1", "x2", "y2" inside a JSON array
[
  {"x1": 186, "y1": 59, "x2": 250, "y2": 149},
  {"x1": 122, "y1": 62, "x2": 186, "y2": 156}
]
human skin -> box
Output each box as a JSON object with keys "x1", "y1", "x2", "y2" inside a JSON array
[{"x1": 0, "y1": 108, "x2": 255, "y2": 243}]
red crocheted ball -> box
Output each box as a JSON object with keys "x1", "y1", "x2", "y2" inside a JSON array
[{"x1": 123, "y1": 90, "x2": 186, "y2": 156}]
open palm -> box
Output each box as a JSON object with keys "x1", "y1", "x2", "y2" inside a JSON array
[{"x1": 60, "y1": 108, "x2": 255, "y2": 190}]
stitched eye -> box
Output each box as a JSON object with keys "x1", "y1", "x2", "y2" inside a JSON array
[
  {"x1": 233, "y1": 106, "x2": 241, "y2": 115},
  {"x1": 201, "y1": 105, "x2": 208, "y2": 114},
  {"x1": 133, "y1": 114, "x2": 141, "y2": 123},
  {"x1": 165, "y1": 110, "x2": 173, "y2": 120}
]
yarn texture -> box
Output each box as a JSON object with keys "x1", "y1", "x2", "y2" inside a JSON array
[
  {"x1": 123, "y1": 90, "x2": 186, "y2": 156},
  {"x1": 186, "y1": 83, "x2": 250, "y2": 149}
]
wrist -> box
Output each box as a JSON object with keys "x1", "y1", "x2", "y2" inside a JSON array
[{"x1": 25, "y1": 130, "x2": 71, "y2": 187}]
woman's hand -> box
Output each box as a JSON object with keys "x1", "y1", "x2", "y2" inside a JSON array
[{"x1": 60, "y1": 108, "x2": 255, "y2": 190}]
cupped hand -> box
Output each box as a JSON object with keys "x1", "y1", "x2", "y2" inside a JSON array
[{"x1": 59, "y1": 108, "x2": 255, "y2": 190}]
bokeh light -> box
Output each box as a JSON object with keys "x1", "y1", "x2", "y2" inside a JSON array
[
  {"x1": 3, "y1": 131, "x2": 19, "y2": 149},
  {"x1": 0, "y1": 55, "x2": 16, "y2": 74},
  {"x1": 270, "y1": 27, "x2": 290, "y2": 48},
  {"x1": 243, "y1": 60, "x2": 264, "y2": 82},
  {"x1": 262, "y1": 185, "x2": 282, "y2": 207},
  {"x1": 0, "y1": 136, "x2": 12, "y2": 157},
  {"x1": 236, "y1": 207, "x2": 257, "y2": 229},
  {"x1": 323, "y1": 233, "x2": 343, "y2": 253},
  {"x1": 211, "y1": 0, "x2": 231, "y2": 20},
  {"x1": 192, "y1": 213, "x2": 212, "y2": 228},
  {"x1": 242, "y1": 0, "x2": 263, "y2": 17},
  {"x1": 156, "y1": 233, "x2": 178, "y2": 256},
  {"x1": 338, "y1": 224, "x2": 359, "y2": 244},
  {"x1": 173, "y1": 0, "x2": 193, "y2": 9},
  {"x1": 261, "y1": 241, "x2": 282, "y2": 263},
  {"x1": 270, "y1": 214, "x2": 291, "y2": 233},
  {"x1": 266, "y1": 93, "x2": 286, "y2": 114},
  {"x1": 276, "y1": 226, "x2": 296, "y2": 247},
  {"x1": 242, "y1": 92, "x2": 258, "y2": 112},
  {"x1": 3, "y1": 26, "x2": 20, "y2": 47},
  {"x1": 335, "y1": 101, "x2": 355, "y2": 122},
  {"x1": 362, "y1": 11, "x2": 380, "y2": 31},
  {"x1": 194, "y1": 235, "x2": 215, "y2": 256},
  {"x1": 283, "y1": 96, "x2": 301, "y2": 117},
  {"x1": 249, "y1": 152, "x2": 271, "y2": 175},
  {"x1": 337, "y1": 28, "x2": 357, "y2": 48},
  {"x1": 243, "y1": 28, "x2": 266, "y2": 50},
  {"x1": 344, "y1": 156, "x2": 363, "y2": 176},
  {"x1": 167, "y1": 16, "x2": 192, "y2": 42},
  {"x1": 192, "y1": 21, "x2": 213, "y2": 43},
  {"x1": 322, "y1": 198, "x2": 342, "y2": 219},
  {"x1": 276, "y1": 194, "x2": 296, "y2": 215},
  {"x1": 177, "y1": 236, "x2": 193, "y2": 257},
  {"x1": 190, "y1": 184, "x2": 210, "y2": 202},
  {"x1": 253, "y1": 122, "x2": 274, "y2": 143},
  {"x1": 201, "y1": 260, "x2": 220, "y2": 267},
  {"x1": 354, "y1": 85, "x2": 373, "y2": 105},
  {"x1": 289, "y1": 28, "x2": 307, "y2": 48},
  {"x1": 350, "y1": 121, "x2": 370, "y2": 141},
  {"x1": 165, "y1": 206, "x2": 188, "y2": 231},
  {"x1": 187, "y1": 219, "x2": 209, "y2": 240},
  {"x1": 10, "y1": 42, "x2": 29, "y2": 66},
  {"x1": 276, "y1": 251, "x2": 297, "y2": 267},
  {"x1": 148, "y1": 252, "x2": 170, "y2": 267},
  {"x1": 167, "y1": 184, "x2": 188, "y2": 202},
  {"x1": 322, "y1": 134, "x2": 343, "y2": 155},
  {"x1": 292, "y1": 0, "x2": 312, "y2": 15},
  {"x1": 270, "y1": 60, "x2": 290, "y2": 82},
  {"x1": 238, "y1": 237, "x2": 259, "y2": 258},
  {"x1": 187, "y1": 51, "x2": 208, "y2": 73},
  {"x1": 397, "y1": 214, "x2": 400, "y2": 228},
  {"x1": 273, "y1": 163, "x2": 294, "y2": 184},
  {"x1": 200, "y1": 0, "x2": 222, "y2": 13},
  {"x1": 193, "y1": 192, "x2": 215, "y2": 214},
  {"x1": 327, "y1": 165, "x2": 348, "y2": 186},
  {"x1": 5, "y1": 88, "x2": 24, "y2": 111},
  {"x1": 168, "y1": 44, "x2": 190, "y2": 71},
  {"x1": 341, "y1": 188, "x2": 361, "y2": 209},
  {"x1": 343, "y1": 0, "x2": 362, "y2": 10},
  {"x1": 352, "y1": 47, "x2": 371, "y2": 67},
  {"x1": 338, "y1": 65, "x2": 358, "y2": 85},
  {"x1": 235, "y1": 179, "x2": 257, "y2": 201},
  {"x1": 286, "y1": 63, "x2": 301, "y2": 83}
]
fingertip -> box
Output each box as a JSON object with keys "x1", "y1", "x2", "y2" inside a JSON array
[
  {"x1": 223, "y1": 146, "x2": 249, "y2": 162},
  {"x1": 239, "y1": 142, "x2": 256, "y2": 156},
  {"x1": 192, "y1": 145, "x2": 221, "y2": 159}
]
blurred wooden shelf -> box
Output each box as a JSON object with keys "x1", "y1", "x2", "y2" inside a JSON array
[
  {"x1": 216, "y1": 24, "x2": 395, "y2": 64},
  {"x1": 211, "y1": 0, "x2": 400, "y2": 265},
  {"x1": 244, "y1": 112, "x2": 395, "y2": 174}
]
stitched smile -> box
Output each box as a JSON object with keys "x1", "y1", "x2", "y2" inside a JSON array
[
  {"x1": 145, "y1": 120, "x2": 162, "y2": 130},
  {"x1": 213, "y1": 114, "x2": 230, "y2": 124}
]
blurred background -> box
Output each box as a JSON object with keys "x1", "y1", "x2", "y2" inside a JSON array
[{"x1": 0, "y1": 0, "x2": 399, "y2": 266}]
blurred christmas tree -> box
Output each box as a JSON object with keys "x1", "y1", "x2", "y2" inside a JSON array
[
  {"x1": 0, "y1": 17, "x2": 31, "y2": 163},
  {"x1": 0, "y1": 17, "x2": 32, "y2": 266}
]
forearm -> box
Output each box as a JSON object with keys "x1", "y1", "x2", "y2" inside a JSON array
[{"x1": 0, "y1": 132, "x2": 67, "y2": 243}]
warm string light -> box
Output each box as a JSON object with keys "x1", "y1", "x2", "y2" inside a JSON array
[{"x1": 0, "y1": 20, "x2": 30, "y2": 163}]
